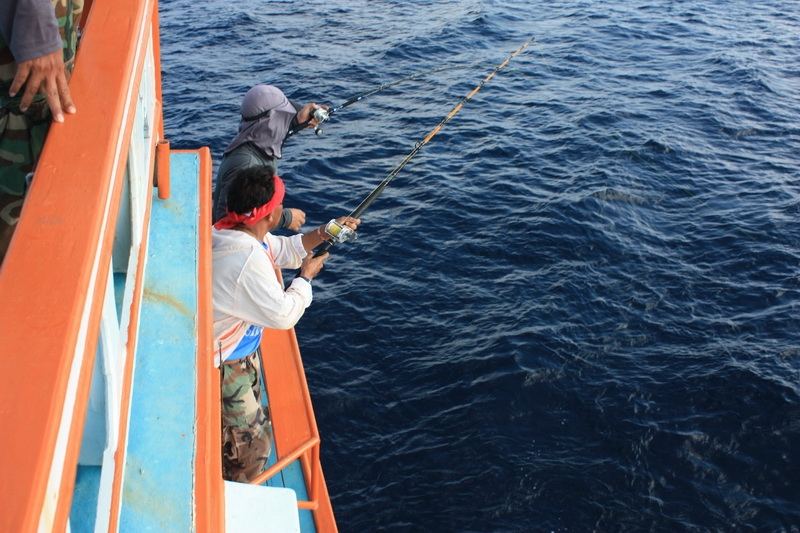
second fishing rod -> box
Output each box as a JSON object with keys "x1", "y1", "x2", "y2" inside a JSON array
[{"x1": 314, "y1": 37, "x2": 534, "y2": 257}]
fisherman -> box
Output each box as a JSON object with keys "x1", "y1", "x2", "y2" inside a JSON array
[
  {"x1": 0, "y1": 0, "x2": 82, "y2": 264},
  {"x1": 213, "y1": 165, "x2": 359, "y2": 482},
  {"x1": 212, "y1": 84, "x2": 327, "y2": 232}
]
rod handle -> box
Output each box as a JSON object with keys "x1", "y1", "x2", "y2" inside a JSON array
[{"x1": 313, "y1": 242, "x2": 332, "y2": 258}]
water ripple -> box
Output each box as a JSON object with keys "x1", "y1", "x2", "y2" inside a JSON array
[{"x1": 160, "y1": 0, "x2": 800, "y2": 529}]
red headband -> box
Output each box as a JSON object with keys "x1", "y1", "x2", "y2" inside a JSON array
[{"x1": 214, "y1": 175, "x2": 286, "y2": 230}]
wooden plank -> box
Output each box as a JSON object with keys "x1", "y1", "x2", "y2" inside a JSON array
[
  {"x1": 0, "y1": 0, "x2": 154, "y2": 530},
  {"x1": 118, "y1": 152, "x2": 200, "y2": 531},
  {"x1": 260, "y1": 327, "x2": 337, "y2": 532},
  {"x1": 70, "y1": 465, "x2": 101, "y2": 533},
  {"x1": 192, "y1": 146, "x2": 225, "y2": 533},
  {"x1": 262, "y1": 328, "x2": 314, "y2": 450}
]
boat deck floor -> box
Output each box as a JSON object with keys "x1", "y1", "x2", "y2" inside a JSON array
[{"x1": 70, "y1": 151, "x2": 318, "y2": 532}]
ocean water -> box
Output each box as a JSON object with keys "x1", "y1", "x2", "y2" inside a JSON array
[{"x1": 159, "y1": 1, "x2": 800, "y2": 530}]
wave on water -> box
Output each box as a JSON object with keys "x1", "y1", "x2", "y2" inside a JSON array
[{"x1": 160, "y1": 0, "x2": 800, "y2": 529}]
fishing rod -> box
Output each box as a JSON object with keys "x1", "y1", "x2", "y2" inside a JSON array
[
  {"x1": 316, "y1": 37, "x2": 534, "y2": 255},
  {"x1": 286, "y1": 64, "x2": 470, "y2": 138}
]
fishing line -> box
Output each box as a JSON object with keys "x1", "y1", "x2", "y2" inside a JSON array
[
  {"x1": 286, "y1": 63, "x2": 475, "y2": 137},
  {"x1": 315, "y1": 37, "x2": 534, "y2": 256}
]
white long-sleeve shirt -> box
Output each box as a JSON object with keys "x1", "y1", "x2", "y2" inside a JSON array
[{"x1": 212, "y1": 228, "x2": 311, "y2": 365}]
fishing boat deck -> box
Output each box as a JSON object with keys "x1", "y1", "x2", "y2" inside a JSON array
[
  {"x1": 116, "y1": 151, "x2": 205, "y2": 530},
  {"x1": 67, "y1": 150, "x2": 329, "y2": 531},
  {"x1": 0, "y1": 1, "x2": 337, "y2": 527}
]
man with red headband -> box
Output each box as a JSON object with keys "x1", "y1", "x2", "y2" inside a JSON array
[{"x1": 213, "y1": 165, "x2": 359, "y2": 482}]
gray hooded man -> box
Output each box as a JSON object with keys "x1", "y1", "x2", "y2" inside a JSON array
[{"x1": 212, "y1": 84, "x2": 325, "y2": 230}]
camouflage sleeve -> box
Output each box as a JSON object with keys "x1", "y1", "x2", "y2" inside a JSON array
[{"x1": 0, "y1": 0, "x2": 61, "y2": 63}]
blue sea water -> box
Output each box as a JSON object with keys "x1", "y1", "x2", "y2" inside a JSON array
[{"x1": 159, "y1": 1, "x2": 800, "y2": 530}]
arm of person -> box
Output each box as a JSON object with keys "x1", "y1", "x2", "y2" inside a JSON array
[
  {"x1": 278, "y1": 207, "x2": 306, "y2": 232},
  {"x1": 1, "y1": 0, "x2": 75, "y2": 120},
  {"x1": 299, "y1": 216, "x2": 360, "y2": 252},
  {"x1": 264, "y1": 232, "x2": 308, "y2": 270},
  {"x1": 266, "y1": 216, "x2": 361, "y2": 268},
  {"x1": 232, "y1": 249, "x2": 313, "y2": 331},
  {"x1": 289, "y1": 100, "x2": 330, "y2": 129},
  {"x1": 0, "y1": 0, "x2": 61, "y2": 62}
]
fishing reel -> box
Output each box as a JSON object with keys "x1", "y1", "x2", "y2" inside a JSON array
[
  {"x1": 312, "y1": 107, "x2": 330, "y2": 136},
  {"x1": 324, "y1": 219, "x2": 357, "y2": 244}
]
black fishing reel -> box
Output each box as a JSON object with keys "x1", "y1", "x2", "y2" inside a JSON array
[{"x1": 312, "y1": 107, "x2": 330, "y2": 135}]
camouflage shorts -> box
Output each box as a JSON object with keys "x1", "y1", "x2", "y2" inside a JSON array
[
  {"x1": 0, "y1": 106, "x2": 50, "y2": 197},
  {"x1": 0, "y1": 104, "x2": 47, "y2": 261},
  {"x1": 221, "y1": 348, "x2": 273, "y2": 482},
  {"x1": 0, "y1": 0, "x2": 83, "y2": 260},
  {"x1": 0, "y1": 0, "x2": 82, "y2": 195}
]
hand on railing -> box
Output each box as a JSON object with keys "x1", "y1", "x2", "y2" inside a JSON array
[{"x1": 11, "y1": 50, "x2": 77, "y2": 123}]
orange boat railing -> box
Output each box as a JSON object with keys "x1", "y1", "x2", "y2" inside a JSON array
[
  {"x1": 251, "y1": 328, "x2": 323, "y2": 509},
  {"x1": 258, "y1": 322, "x2": 338, "y2": 530},
  {"x1": 0, "y1": 0, "x2": 334, "y2": 529},
  {"x1": 0, "y1": 0, "x2": 227, "y2": 530}
]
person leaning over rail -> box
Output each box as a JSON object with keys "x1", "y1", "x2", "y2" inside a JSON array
[
  {"x1": 0, "y1": 0, "x2": 82, "y2": 264},
  {"x1": 212, "y1": 83, "x2": 327, "y2": 232},
  {"x1": 213, "y1": 165, "x2": 359, "y2": 482}
]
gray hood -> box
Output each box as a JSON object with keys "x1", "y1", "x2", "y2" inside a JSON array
[{"x1": 224, "y1": 84, "x2": 297, "y2": 159}]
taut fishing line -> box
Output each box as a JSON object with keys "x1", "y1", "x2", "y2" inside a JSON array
[
  {"x1": 316, "y1": 37, "x2": 534, "y2": 255},
  {"x1": 286, "y1": 63, "x2": 474, "y2": 138}
]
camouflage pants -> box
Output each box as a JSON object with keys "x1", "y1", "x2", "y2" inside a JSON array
[
  {"x1": 0, "y1": 81, "x2": 51, "y2": 263},
  {"x1": 0, "y1": 0, "x2": 82, "y2": 193},
  {"x1": 0, "y1": 0, "x2": 83, "y2": 261},
  {"x1": 221, "y1": 349, "x2": 273, "y2": 482},
  {"x1": 0, "y1": 106, "x2": 49, "y2": 194}
]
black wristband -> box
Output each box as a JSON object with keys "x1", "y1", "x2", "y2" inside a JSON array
[
  {"x1": 281, "y1": 207, "x2": 293, "y2": 229},
  {"x1": 297, "y1": 274, "x2": 312, "y2": 284}
]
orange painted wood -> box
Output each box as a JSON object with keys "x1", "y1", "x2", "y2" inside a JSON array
[
  {"x1": 193, "y1": 146, "x2": 225, "y2": 533},
  {"x1": 105, "y1": 181, "x2": 155, "y2": 533},
  {"x1": 0, "y1": 0, "x2": 154, "y2": 531},
  {"x1": 55, "y1": 6, "x2": 156, "y2": 531},
  {"x1": 314, "y1": 468, "x2": 338, "y2": 533},
  {"x1": 262, "y1": 328, "x2": 315, "y2": 449},
  {"x1": 106, "y1": 100, "x2": 162, "y2": 533},
  {"x1": 156, "y1": 140, "x2": 171, "y2": 199},
  {"x1": 150, "y1": 1, "x2": 164, "y2": 132},
  {"x1": 105, "y1": 2, "x2": 163, "y2": 529},
  {"x1": 108, "y1": 136, "x2": 156, "y2": 533},
  {"x1": 260, "y1": 327, "x2": 338, "y2": 532}
]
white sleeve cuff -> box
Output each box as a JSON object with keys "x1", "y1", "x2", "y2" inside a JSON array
[
  {"x1": 288, "y1": 276, "x2": 313, "y2": 306},
  {"x1": 290, "y1": 233, "x2": 308, "y2": 258}
]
